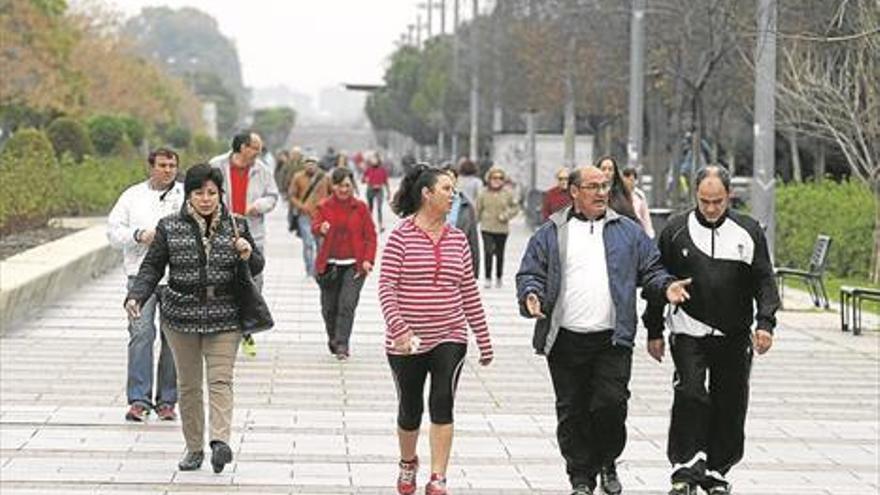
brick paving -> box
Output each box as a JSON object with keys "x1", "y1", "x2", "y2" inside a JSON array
[{"x1": 1, "y1": 202, "x2": 877, "y2": 494}]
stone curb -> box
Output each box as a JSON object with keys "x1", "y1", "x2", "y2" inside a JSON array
[{"x1": 0, "y1": 223, "x2": 120, "y2": 333}]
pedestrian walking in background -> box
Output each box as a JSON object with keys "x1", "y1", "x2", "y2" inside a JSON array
[
  {"x1": 288, "y1": 157, "x2": 328, "y2": 279},
  {"x1": 124, "y1": 164, "x2": 264, "y2": 474},
  {"x1": 642, "y1": 165, "x2": 779, "y2": 495},
  {"x1": 621, "y1": 167, "x2": 655, "y2": 238},
  {"x1": 312, "y1": 168, "x2": 377, "y2": 360},
  {"x1": 363, "y1": 152, "x2": 391, "y2": 232},
  {"x1": 107, "y1": 148, "x2": 183, "y2": 423},
  {"x1": 595, "y1": 156, "x2": 638, "y2": 221},
  {"x1": 516, "y1": 166, "x2": 690, "y2": 495},
  {"x1": 210, "y1": 131, "x2": 278, "y2": 357},
  {"x1": 476, "y1": 166, "x2": 519, "y2": 288},
  {"x1": 379, "y1": 165, "x2": 493, "y2": 495},
  {"x1": 542, "y1": 167, "x2": 573, "y2": 222},
  {"x1": 280, "y1": 146, "x2": 306, "y2": 232},
  {"x1": 443, "y1": 164, "x2": 480, "y2": 279},
  {"x1": 456, "y1": 158, "x2": 482, "y2": 205}
]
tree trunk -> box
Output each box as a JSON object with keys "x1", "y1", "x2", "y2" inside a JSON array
[
  {"x1": 788, "y1": 129, "x2": 802, "y2": 182},
  {"x1": 814, "y1": 139, "x2": 825, "y2": 181},
  {"x1": 648, "y1": 97, "x2": 668, "y2": 207}
]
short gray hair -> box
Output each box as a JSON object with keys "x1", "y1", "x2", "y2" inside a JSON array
[{"x1": 695, "y1": 165, "x2": 731, "y2": 192}]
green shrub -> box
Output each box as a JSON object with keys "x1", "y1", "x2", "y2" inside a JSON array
[
  {"x1": 165, "y1": 125, "x2": 192, "y2": 149},
  {"x1": 60, "y1": 155, "x2": 146, "y2": 215},
  {"x1": 776, "y1": 179, "x2": 875, "y2": 279},
  {"x1": 119, "y1": 115, "x2": 146, "y2": 148},
  {"x1": 87, "y1": 114, "x2": 128, "y2": 155},
  {"x1": 0, "y1": 128, "x2": 62, "y2": 232},
  {"x1": 190, "y1": 133, "x2": 224, "y2": 159},
  {"x1": 46, "y1": 117, "x2": 95, "y2": 162}
]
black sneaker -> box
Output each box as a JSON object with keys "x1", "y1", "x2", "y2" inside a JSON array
[
  {"x1": 177, "y1": 450, "x2": 204, "y2": 471},
  {"x1": 599, "y1": 464, "x2": 622, "y2": 494},
  {"x1": 210, "y1": 440, "x2": 232, "y2": 473},
  {"x1": 570, "y1": 485, "x2": 594, "y2": 495},
  {"x1": 668, "y1": 481, "x2": 697, "y2": 495}
]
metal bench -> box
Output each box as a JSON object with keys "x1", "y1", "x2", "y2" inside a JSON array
[
  {"x1": 840, "y1": 286, "x2": 880, "y2": 335},
  {"x1": 775, "y1": 235, "x2": 832, "y2": 309}
]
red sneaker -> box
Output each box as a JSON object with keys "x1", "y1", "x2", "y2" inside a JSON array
[
  {"x1": 425, "y1": 473, "x2": 448, "y2": 495},
  {"x1": 156, "y1": 404, "x2": 177, "y2": 421},
  {"x1": 397, "y1": 456, "x2": 419, "y2": 495},
  {"x1": 124, "y1": 404, "x2": 149, "y2": 422}
]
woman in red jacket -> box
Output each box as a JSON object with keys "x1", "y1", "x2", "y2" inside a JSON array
[{"x1": 312, "y1": 168, "x2": 377, "y2": 360}]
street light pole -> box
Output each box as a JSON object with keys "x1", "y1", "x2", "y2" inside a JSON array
[
  {"x1": 752, "y1": 0, "x2": 777, "y2": 252},
  {"x1": 451, "y1": 0, "x2": 460, "y2": 160},
  {"x1": 469, "y1": 0, "x2": 480, "y2": 160},
  {"x1": 626, "y1": 0, "x2": 646, "y2": 173}
]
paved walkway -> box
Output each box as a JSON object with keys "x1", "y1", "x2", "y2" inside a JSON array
[{"x1": 1, "y1": 200, "x2": 878, "y2": 494}]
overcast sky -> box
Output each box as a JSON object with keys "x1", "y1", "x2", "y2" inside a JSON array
[{"x1": 103, "y1": 0, "x2": 438, "y2": 98}]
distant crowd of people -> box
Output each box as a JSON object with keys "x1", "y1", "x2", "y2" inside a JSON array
[{"x1": 107, "y1": 131, "x2": 778, "y2": 495}]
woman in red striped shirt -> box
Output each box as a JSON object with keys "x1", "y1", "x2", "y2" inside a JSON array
[{"x1": 379, "y1": 165, "x2": 494, "y2": 495}]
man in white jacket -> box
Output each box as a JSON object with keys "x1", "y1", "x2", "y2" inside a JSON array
[
  {"x1": 107, "y1": 148, "x2": 184, "y2": 422},
  {"x1": 209, "y1": 131, "x2": 279, "y2": 356}
]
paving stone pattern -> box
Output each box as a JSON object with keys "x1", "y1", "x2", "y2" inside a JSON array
[{"x1": 1, "y1": 201, "x2": 877, "y2": 494}]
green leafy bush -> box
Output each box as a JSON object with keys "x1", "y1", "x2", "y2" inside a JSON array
[
  {"x1": 189, "y1": 133, "x2": 224, "y2": 160},
  {"x1": 0, "y1": 128, "x2": 61, "y2": 232},
  {"x1": 60, "y1": 155, "x2": 146, "y2": 215},
  {"x1": 119, "y1": 115, "x2": 146, "y2": 148},
  {"x1": 47, "y1": 117, "x2": 95, "y2": 162},
  {"x1": 776, "y1": 180, "x2": 875, "y2": 279},
  {"x1": 165, "y1": 125, "x2": 192, "y2": 149},
  {"x1": 87, "y1": 115, "x2": 128, "y2": 155}
]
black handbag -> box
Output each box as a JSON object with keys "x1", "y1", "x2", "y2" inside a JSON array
[{"x1": 231, "y1": 218, "x2": 274, "y2": 334}]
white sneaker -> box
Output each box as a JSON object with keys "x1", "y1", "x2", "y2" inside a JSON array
[
  {"x1": 483, "y1": 279, "x2": 492, "y2": 289},
  {"x1": 496, "y1": 279, "x2": 503, "y2": 288}
]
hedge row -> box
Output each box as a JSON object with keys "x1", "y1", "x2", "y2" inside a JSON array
[
  {"x1": 0, "y1": 128, "x2": 224, "y2": 234},
  {"x1": 776, "y1": 179, "x2": 875, "y2": 279}
]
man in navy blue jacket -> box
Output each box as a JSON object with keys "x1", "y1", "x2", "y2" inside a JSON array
[{"x1": 516, "y1": 166, "x2": 691, "y2": 495}]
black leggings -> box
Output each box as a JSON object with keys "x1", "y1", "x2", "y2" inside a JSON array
[
  {"x1": 481, "y1": 231, "x2": 508, "y2": 280},
  {"x1": 387, "y1": 343, "x2": 467, "y2": 431}
]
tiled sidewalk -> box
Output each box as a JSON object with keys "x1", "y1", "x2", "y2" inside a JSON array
[{"x1": 1, "y1": 205, "x2": 877, "y2": 494}]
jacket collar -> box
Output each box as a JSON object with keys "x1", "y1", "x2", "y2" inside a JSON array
[
  {"x1": 694, "y1": 207, "x2": 728, "y2": 228},
  {"x1": 550, "y1": 205, "x2": 621, "y2": 228}
]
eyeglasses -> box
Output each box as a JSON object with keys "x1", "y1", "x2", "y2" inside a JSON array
[
  {"x1": 577, "y1": 182, "x2": 611, "y2": 193},
  {"x1": 557, "y1": 176, "x2": 569, "y2": 181},
  {"x1": 490, "y1": 175, "x2": 504, "y2": 180}
]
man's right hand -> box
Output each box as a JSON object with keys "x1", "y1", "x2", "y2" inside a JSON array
[
  {"x1": 124, "y1": 299, "x2": 141, "y2": 319},
  {"x1": 647, "y1": 338, "x2": 665, "y2": 362},
  {"x1": 138, "y1": 229, "x2": 156, "y2": 245},
  {"x1": 525, "y1": 293, "x2": 546, "y2": 319}
]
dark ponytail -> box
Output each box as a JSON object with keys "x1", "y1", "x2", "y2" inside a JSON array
[{"x1": 392, "y1": 163, "x2": 445, "y2": 217}]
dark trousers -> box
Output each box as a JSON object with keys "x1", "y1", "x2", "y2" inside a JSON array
[
  {"x1": 318, "y1": 264, "x2": 366, "y2": 354},
  {"x1": 667, "y1": 333, "x2": 753, "y2": 489},
  {"x1": 367, "y1": 187, "x2": 384, "y2": 227},
  {"x1": 387, "y1": 343, "x2": 467, "y2": 430},
  {"x1": 481, "y1": 231, "x2": 508, "y2": 280},
  {"x1": 548, "y1": 329, "x2": 632, "y2": 489}
]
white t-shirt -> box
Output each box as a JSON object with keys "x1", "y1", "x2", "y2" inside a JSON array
[{"x1": 559, "y1": 217, "x2": 616, "y2": 333}]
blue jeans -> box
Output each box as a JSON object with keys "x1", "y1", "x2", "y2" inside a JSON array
[
  {"x1": 297, "y1": 214, "x2": 317, "y2": 277},
  {"x1": 127, "y1": 277, "x2": 177, "y2": 408}
]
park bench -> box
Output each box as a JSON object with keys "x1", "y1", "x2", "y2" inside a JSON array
[
  {"x1": 840, "y1": 286, "x2": 880, "y2": 335},
  {"x1": 775, "y1": 234, "x2": 832, "y2": 309}
]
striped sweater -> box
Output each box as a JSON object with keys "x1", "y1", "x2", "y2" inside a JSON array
[{"x1": 379, "y1": 218, "x2": 493, "y2": 358}]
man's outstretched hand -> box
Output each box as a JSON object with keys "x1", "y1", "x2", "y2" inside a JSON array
[{"x1": 666, "y1": 278, "x2": 692, "y2": 305}]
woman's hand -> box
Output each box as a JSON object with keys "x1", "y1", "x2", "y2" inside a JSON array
[
  {"x1": 319, "y1": 221, "x2": 331, "y2": 235},
  {"x1": 234, "y1": 237, "x2": 253, "y2": 260},
  {"x1": 124, "y1": 299, "x2": 141, "y2": 319},
  {"x1": 393, "y1": 331, "x2": 417, "y2": 354},
  {"x1": 362, "y1": 261, "x2": 373, "y2": 275},
  {"x1": 479, "y1": 352, "x2": 493, "y2": 366}
]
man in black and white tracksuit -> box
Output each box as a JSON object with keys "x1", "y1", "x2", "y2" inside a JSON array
[{"x1": 642, "y1": 166, "x2": 780, "y2": 495}]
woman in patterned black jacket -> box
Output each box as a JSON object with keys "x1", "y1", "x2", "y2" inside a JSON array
[{"x1": 125, "y1": 164, "x2": 263, "y2": 474}]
